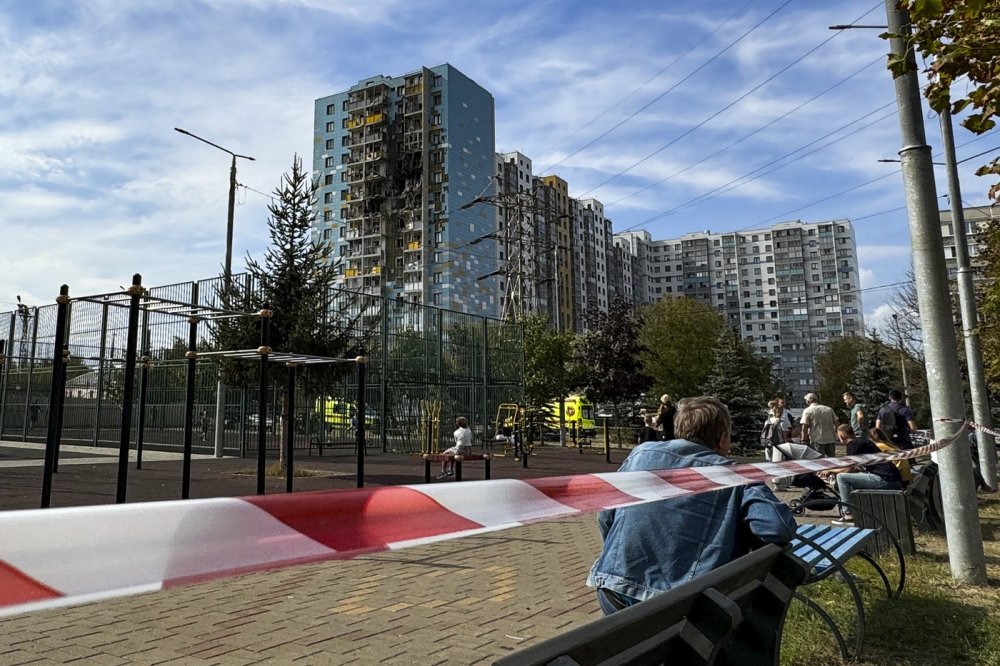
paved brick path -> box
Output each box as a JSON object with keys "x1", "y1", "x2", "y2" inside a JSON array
[
  {"x1": 0, "y1": 442, "x2": 620, "y2": 664},
  {"x1": 0, "y1": 440, "x2": 813, "y2": 664}
]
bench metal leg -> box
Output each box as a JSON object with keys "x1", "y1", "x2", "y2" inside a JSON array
[
  {"x1": 857, "y1": 551, "x2": 893, "y2": 599},
  {"x1": 792, "y1": 591, "x2": 850, "y2": 662},
  {"x1": 793, "y1": 529, "x2": 867, "y2": 659},
  {"x1": 424, "y1": 459, "x2": 431, "y2": 483},
  {"x1": 485, "y1": 458, "x2": 491, "y2": 480},
  {"x1": 455, "y1": 460, "x2": 462, "y2": 482}
]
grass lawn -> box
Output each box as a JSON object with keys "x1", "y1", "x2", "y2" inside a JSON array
[{"x1": 781, "y1": 495, "x2": 1000, "y2": 665}]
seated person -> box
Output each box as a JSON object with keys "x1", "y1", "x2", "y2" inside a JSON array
[
  {"x1": 587, "y1": 396, "x2": 797, "y2": 614},
  {"x1": 869, "y1": 426, "x2": 912, "y2": 486},
  {"x1": 438, "y1": 416, "x2": 472, "y2": 479},
  {"x1": 819, "y1": 425, "x2": 903, "y2": 524}
]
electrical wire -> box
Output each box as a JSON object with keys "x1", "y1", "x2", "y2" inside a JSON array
[
  {"x1": 540, "y1": 0, "x2": 796, "y2": 174},
  {"x1": 605, "y1": 54, "x2": 885, "y2": 208},
  {"x1": 534, "y1": 0, "x2": 756, "y2": 161},
  {"x1": 574, "y1": 2, "x2": 884, "y2": 199}
]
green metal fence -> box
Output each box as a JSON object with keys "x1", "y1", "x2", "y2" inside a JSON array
[{"x1": 0, "y1": 273, "x2": 523, "y2": 456}]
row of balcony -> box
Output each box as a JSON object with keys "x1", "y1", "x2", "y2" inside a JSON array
[
  {"x1": 346, "y1": 95, "x2": 386, "y2": 112},
  {"x1": 347, "y1": 113, "x2": 385, "y2": 130}
]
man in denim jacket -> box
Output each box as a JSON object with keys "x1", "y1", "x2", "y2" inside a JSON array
[{"x1": 587, "y1": 396, "x2": 797, "y2": 613}]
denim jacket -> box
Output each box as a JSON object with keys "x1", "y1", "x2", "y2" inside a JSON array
[{"x1": 586, "y1": 439, "x2": 797, "y2": 604}]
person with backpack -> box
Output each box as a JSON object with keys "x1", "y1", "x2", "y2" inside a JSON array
[
  {"x1": 762, "y1": 400, "x2": 791, "y2": 490},
  {"x1": 876, "y1": 389, "x2": 917, "y2": 450}
]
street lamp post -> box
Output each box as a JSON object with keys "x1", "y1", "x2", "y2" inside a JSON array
[
  {"x1": 891, "y1": 313, "x2": 910, "y2": 405},
  {"x1": 174, "y1": 128, "x2": 255, "y2": 458}
]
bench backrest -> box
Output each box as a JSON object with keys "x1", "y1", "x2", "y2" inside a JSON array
[{"x1": 492, "y1": 545, "x2": 806, "y2": 666}]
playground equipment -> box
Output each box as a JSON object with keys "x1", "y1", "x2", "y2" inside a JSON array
[{"x1": 419, "y1": 399, "x2": 442, "y2": 454}]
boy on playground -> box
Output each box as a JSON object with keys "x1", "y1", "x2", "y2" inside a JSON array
[{"x1": 438, "y1": 416, "x2": 473, "y2": 478}]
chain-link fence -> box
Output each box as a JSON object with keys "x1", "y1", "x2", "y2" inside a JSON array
[{"x1": 0, "y1": 273, "x2": 523, "y2": 456}]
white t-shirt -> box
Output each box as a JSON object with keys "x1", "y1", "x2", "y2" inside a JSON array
[{"x1": 454, "y1": 426, "x2": 473, "y2": 449}]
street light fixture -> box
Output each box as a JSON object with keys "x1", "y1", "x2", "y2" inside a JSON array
[{"x1": 173, "y1": 128, "x2": 255, "y2": 286}]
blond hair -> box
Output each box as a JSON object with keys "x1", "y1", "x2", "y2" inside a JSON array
[{"x1": 674, "y1": 397, "x2": 731, "y2": 449}]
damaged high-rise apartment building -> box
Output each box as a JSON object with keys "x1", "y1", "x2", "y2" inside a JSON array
[{"x1": 313, "y1": 64, "x2": 498, "y2": 318}]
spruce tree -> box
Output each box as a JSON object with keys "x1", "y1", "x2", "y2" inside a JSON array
[
  {"x1": 851, "y1": 335, "x2": 895, "y2": 422},
  {"x1": 215, "y1": 155, "x2": 359, "y2": 466},
  {"x1": 699, "y1": 329, "x2": 766, "y2": 454}
]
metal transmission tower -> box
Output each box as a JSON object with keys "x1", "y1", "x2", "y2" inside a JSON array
[{"x1": 463, "y1": 178, "x2": 562, "y2": 322}]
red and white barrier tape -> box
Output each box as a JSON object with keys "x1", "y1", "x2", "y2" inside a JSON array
[
  {"x1": 0, "y1": 424, "x2": 967, "y2": 618},
  {"x1": 936, "y1": 417, "x2": 1000, "y2": 440}
]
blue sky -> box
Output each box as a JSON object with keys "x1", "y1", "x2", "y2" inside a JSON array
[{"x1": 1, "y1": 0, "x2": 995, "y2": 334}]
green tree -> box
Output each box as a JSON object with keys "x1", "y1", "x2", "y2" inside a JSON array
[
  {"x1": 851, "y1": 335, "x2": 896, "y2": 422},
  {"x1": 215, "y1": 155, "x2": 359, "y2": 467},
  {"x1": 638, "y1": 297, "x2": 725, "y2": 401},
  {"x1": 522, "y1": 315, "x2": 574, "y2": 410},
  {"x1": 699, "y1": 329, "x2": 770, "y2": 452},
  {"x1": 573, "y1": 299, "x2": 653, "y2": 416},
  {"x1": 817, "y1": 336, "x2": 872, "y2": 416}
]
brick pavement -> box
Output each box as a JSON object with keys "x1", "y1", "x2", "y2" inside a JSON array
[
  {"x1": 0, "y1": 441, "x2": 814, "y2": 664},
  {"x1": 0, "y1": 442, "x2": 622, "y2": 664}
]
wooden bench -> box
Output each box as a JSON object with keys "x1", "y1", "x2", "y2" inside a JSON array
[
  {"x1": 852, "y1": 462, "x2": 943, "y2": 557},
  {"x1": 493, "y1": 544, "x2": 806, "y2": 666},
  {"x1": 422, "y1": 453, "x2": 491, "y2": 482},
  {"x1": 790, "y1": 522, "x2": 906, "y2": 661},
  {"x1": 308, "y1": 437, "x2": 359, "y2": 456}
]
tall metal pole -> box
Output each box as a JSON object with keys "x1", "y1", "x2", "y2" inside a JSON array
[
  {"x1": 115, "y1": 274, "x2": 144, "y2": 504},
  {"x1": 940, "y1": 108, "x2": 997, "y2": 490},
  {"x1": 891, "y1": 313, "x2": 910, "y2": 405},
  {"x1": 554, "y1": 243, "x2": 567, "y2": 448},
  {"x1": 285, "y1": 363, "x2": 297, "y2": 494},
  {"x1": 0, "y1": 315, "x2": 13, "y2": 439},
  {"x1": 40, "y1": 285, "x2": 70, "y2": 508},
  {"x1": 181, "y1": 285, "x2": 199, "y2": 499},
  {"x1": 884, "y1": 0, "x2": 986, "y2": 583},
  {"x1": 356, "y1": 355, "x2": 367, "y2": 488},
  {"x1": 214, "y1": 157, "x2": 238, "y2": 459},
  {"x1": 256, "y1": 307, "x2": 272, "y2": 495},
  {"x1": 173, "y1": 129, "x2": 254, "y2": 462}
]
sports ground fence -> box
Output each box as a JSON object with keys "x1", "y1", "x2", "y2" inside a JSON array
[{"x1": 0, "y1": 273, "x2": 524, "y2": 456}]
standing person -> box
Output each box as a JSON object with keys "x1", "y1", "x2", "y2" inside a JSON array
[
  {"x1": 842, "y1": 392, "x2": 867, "y2": 439},
  {"x1": 800, "y1": 393, "x2": 838, "y2": 457},
  {"x1": 774, "y1": 397, "x2": 793, "y2": 440},
  {"x1": 655, "y1": 394, "x2": 676, "y2": 440},
  {"x1": 637, "y1": 413, "x2": 659, "y2": 445},
  {"x1": 199, "y1": 410, "x2": 210, "y2": 442},
  {"x1": 438, "y1": 416, "x2": 473, "y2": 479},
  {"x1": 876, "y1": 389, "x2": 917, "y2": 449},
  {"x1": 587, "y1": 396, "x2": 796, "y2": 614},
  {"x1": 820, "y1": 425, "x2": 903, "y2": 524},
  {"x1": 762, "y1": 400, "x2": 790, "y2": 490}
]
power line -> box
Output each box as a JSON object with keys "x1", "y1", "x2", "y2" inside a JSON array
[
  {"x1": 618, "y1": 102, "x2": 897, "y2": 232},
  {"x1": 539, "y1": 0, "x2": 795, "y2": 174},
  {"x1": 605, "y1": 54, "x2": 885, "y2": 208},
  {"x1": 575, "y1": 2, "x2": 883, "y2": 200},
  {"x1": 534, "y1": 0, "x2": 756, "y2": 161},
  {"x1": 619, "y1": 127, "x2": 999, "y2": 238}
]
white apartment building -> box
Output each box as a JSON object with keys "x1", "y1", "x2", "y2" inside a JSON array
[{"x1": 615, "y1": 221, "x2": 864, "y2": 392}]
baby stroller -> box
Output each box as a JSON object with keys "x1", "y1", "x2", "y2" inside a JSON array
[{"x1": 768, "y1": 442, "x2": 839, "y2": 516}]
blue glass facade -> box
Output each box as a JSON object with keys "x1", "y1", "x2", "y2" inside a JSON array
[{"x1": 312, "y1": 64, "x2": 497, "y2": 318}]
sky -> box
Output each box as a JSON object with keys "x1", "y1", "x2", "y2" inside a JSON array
[{"x1": 1, "y1": 0, "x2": 996, "y2": 336}]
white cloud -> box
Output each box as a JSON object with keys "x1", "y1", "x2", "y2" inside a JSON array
[{"x1": 0, "y1": 0, "x2": 973, "y2": 322}]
